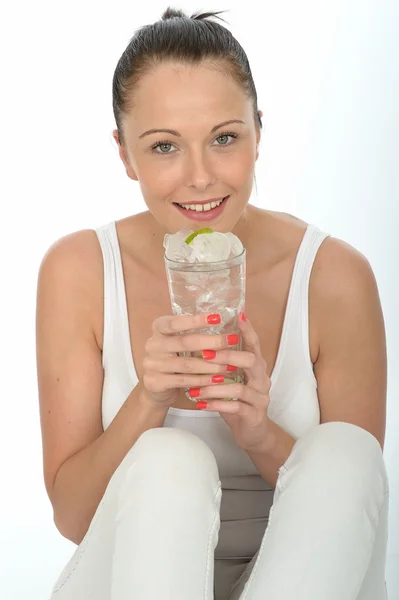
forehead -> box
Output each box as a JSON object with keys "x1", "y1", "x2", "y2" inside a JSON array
[{"x1": 128, "y1": 62, "x2": 249, "y2": 124}]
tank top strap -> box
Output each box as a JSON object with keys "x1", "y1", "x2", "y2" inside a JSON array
[
  {"x1": 95, "y1": 221, "x2": 130, "y2": 371},
  {"x1": 270, "y1": 223, "x2": 330, "y2": 392}
]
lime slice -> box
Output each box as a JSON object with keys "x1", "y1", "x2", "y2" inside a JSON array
[{"x1": 185, "y1": 227, "x2": 214, "y2": 245}]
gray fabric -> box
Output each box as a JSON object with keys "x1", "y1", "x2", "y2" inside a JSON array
[
  {"x1": 211, "y1": 476, "x2": 276, "y2": 598},
  {"x1": 214, "y1": 552, "x2": 259, "y2": 600},
  {"x1": 215, "y1": 476, "x2": 274, "y2": 560}
]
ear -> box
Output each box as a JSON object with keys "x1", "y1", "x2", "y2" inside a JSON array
[
  {"x1": 112, "y1": 130, "x2": 138, "y2": 181},
  {"x1": 255, "y1": 110, "x2": 263, "y2": 160}
]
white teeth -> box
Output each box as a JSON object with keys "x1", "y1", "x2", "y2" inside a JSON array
[{"x1": 178, "y1": 198, "x2": 225, "y2": 212}]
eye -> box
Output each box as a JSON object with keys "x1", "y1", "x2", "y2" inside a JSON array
[
  {"x1": 151, "y1": 141, "x2": 176, "y2": 154},
  {"x1": 215, "y1": 132, "x2": 238, "y2": 146},
  {"x1": 150, "y1": 132, "x2": 239, "y2": 155}
]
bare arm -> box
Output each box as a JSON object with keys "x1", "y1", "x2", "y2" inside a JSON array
[
  {"x1": 51, "y1": 385, "x2": 167, "y2": 545},
  {"x1": 36, "y1": 231, "x2": 167, "y2": 545},
  {"x1": 312, "y1": 237, "x2": 386, "y2": 447},
  {"x1": 247, "y1": 418, "x2": 295, "y2": 487},
  {"x1": 247, "y1": 237, "x2": 387, "y2": 485}
]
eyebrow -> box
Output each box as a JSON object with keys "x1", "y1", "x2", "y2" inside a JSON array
[{"x1": 138, "y1": 119, "x2": 246, "y2": 139}]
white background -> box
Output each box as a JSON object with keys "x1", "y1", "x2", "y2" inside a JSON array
[{"x1": 0, "y1": 1, "x2": 398, "y2": 598}]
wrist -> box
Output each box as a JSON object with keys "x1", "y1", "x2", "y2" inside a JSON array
[
  {"x1": 137, "y1": 389, "x2": 169, "y2": 419},
  {"x1": 248, "y1": 417, "x2": 278, "y2": 457},
  {"x1": 245, "y1": 418, "x2": 296, "y2": 488}
]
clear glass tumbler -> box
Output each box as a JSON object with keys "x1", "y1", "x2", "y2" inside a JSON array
[{"x1": 164, "y1": 248, "x2": 246, "y2": 402}]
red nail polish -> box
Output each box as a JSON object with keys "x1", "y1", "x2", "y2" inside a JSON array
[
  {"x1": 239, "y1": 312, "x2": 247, "y2": 322},
  {"x1": 188, "y1": 387, "x2": 201, "y2": 398},
  {"x1": 207, "y1": 313, "x2": 221, "y2": 324},
  {"x1": 227, "y1": 334, "x2": 239, "y2": 345},
  {"x1": 196, "y1": 401, "x2": 208, "y2": 409},
  {"x1": 203, "y1": 349, "x2": 216, "y2": 360},
  {"x1": 212, "y1": 374, "x2": 225, "y2": 383},
  {"x1": 226, "y1": 365, "x2": 238, "y2": 371}
]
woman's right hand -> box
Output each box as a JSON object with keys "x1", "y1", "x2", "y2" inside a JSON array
[{"x1": 141, "y1": 312, "x2": 238, "y2": 408}]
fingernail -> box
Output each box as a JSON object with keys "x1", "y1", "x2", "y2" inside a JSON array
[
  {"x1": 203, "y1": 349, "x2": 216, "y2": 360},
  {"x1": 207, "y1": 313, "x2": 221, "y2": 324},
  {"x1": 212, "y1": 374, "x2": 225, "y2": 383},
  {"x1": 188, "y1": 387, "x2": 201, "y2": 398},
  {"x1": 226, "y1": 365, "x2": 238, "y2": 371},
  {"x1": 196, "y1": 401, "x2": 208, "y2": 409},
  {"x1": 227, "y1": 334, "x2": 239, "y2": 345},
  {"x1": 239, "y1": 312, "x2": 247, "y2": 322}
]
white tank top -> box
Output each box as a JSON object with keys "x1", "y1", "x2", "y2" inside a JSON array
[{"x1": 95, "y1": 220, "x2": 330, "y2": 559}]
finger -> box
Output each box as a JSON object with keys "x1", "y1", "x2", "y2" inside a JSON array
[
  {"x1": 144, "y1": 355, "x2": 226, "y2": 375},
  {"x1": 202, "y1": 349, "x2": 257, "y2": 370},
  {"x1": 188, "y1": 382, "x2": 266, "y2": 407},
  {"x1": 153, "y1": 313, "x2": 221, "y2": 336},
  {"x1": 198, "y1": 399, "x2": 247, "y2": 416},
  {"x1": 197, "y1": 399, "x2": 265, "y2": 428},
  {"x1": 236, "y1": 314, "x2": 270, "y2": 386},
  {"x1": 204, "y1": 348, "x2": 264, "y2": 389},
  {"x1": 147, "y1": 330, "x2": 240, "y2": 356},
  {"x1": 143, "y1": 371, "x2": 230, "y2": 393},
  {"x1": 237, "y1": 313, "x2": 263, "y2": 358}
]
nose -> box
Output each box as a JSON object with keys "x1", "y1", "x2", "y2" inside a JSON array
[{"x1": 184, "y1": 149, "x2": 217, "y2": 190}]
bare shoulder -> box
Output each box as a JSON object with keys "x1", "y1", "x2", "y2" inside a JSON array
[
  {"x1": 38, "y1": 228, "x2": 104, "y2": 345},
  {"x1": 311, "y1": 235, "x2": 381, "y2": 305},
  {"x1": 308, "y1": 233, "x2": 384, "y2": 356},
  {"x1": 39, "y1": 228, "x2": 103, "y2": 285}
]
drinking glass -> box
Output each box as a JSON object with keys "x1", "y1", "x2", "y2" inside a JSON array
[{"x1": 164, "y1": 249, "x2": 246, "y2": 402}]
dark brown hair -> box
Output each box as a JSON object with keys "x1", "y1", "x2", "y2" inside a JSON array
[{"x1": 112, "y1": 6, "x2": 262, "y2": 146}]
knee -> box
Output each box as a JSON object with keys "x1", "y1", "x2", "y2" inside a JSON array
[
  {"x1": 135, "y1": 427, "x2": 218, "y2": 470},
  {"x1": 282, "y1": 422, "x2": 388, "y2": 505},
  {"x1": 118, "y1": 427, "x2": 220, "y2": 489}
]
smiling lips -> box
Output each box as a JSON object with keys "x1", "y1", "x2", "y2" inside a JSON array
[
  {"x1": 178, "y1": 197, "x2": 225, "y2": 205},
  {"x1": 176, "y1": 197, "x2": 227, "y2": 212},
  {"x1": 174, "y1": 196, "x2": 229, "y2": 220}
]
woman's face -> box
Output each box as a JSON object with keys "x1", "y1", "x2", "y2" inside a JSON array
[{"x1": 114, "y1": 62, "x2": 262, "y2": 234}]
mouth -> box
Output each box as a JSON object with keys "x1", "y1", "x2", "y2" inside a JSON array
[{"x1": 173, "y1": 196, "x2": 229, "y2": 221}]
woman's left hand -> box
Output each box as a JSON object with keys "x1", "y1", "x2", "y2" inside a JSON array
[{"x1": 190, "y1": 312, "x2": 271, "y2": 452}]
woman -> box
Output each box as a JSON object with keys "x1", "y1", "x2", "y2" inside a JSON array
[{"x1": 36, "y1": 7, "x2": 389, "y2": 600}]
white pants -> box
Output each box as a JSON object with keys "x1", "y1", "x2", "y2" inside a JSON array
[{"x1": 49, "y1": 421, "x2": 389, "y2": 599}]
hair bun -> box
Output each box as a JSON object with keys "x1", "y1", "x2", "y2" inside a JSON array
[
  {"x1": 161, "y1": 7, "x2": 187, "y2": 20},
  {"x1": 161, "y1": 6, "x2": 226, "y2": 23}
]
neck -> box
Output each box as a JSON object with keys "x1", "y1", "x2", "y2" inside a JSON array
[{"x1": 231, "y1": 203, "x2": 260, "y2": 254}]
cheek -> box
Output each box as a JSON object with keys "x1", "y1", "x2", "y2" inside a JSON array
[
  {"x1": 139, "y1": 165, "x2": 177, "y2": 195},
  {"x1": 222, "y1": 153, "x2": 254, "y2": 183},
  {"x1": 224, "y1": 140, "x2": 256, "y2": 173}
]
